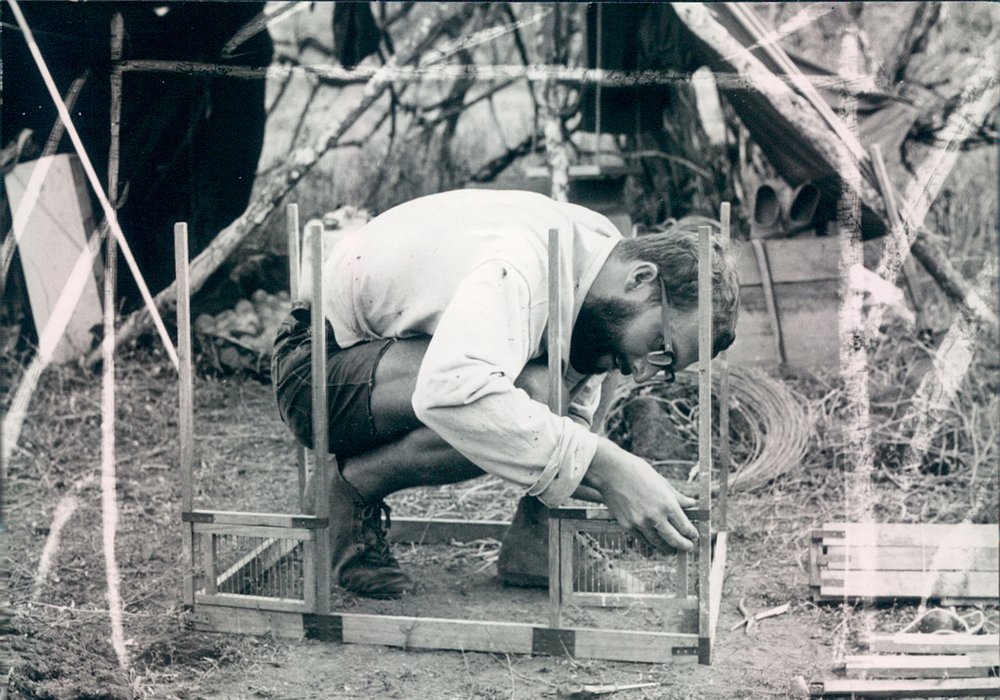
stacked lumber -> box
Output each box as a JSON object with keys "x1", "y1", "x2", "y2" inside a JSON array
[
  {"x1": 809, "y1": 523, "x2": 999, "y2": 604},
  {"x1": 809, "y1": 633, "x2": 999, "y2": 698}
]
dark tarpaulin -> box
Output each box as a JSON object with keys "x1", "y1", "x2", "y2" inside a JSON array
[{"x1": 1, "y1": 2, "x2": 272, "y2": 305}]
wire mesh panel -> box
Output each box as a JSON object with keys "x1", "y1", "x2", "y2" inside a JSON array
[
  {"x1": 562, "y1": 520, "x2": 697, "y2": 609},
  {"x1": 194, "y1": 526, "x2": 315, "y2": 612}
]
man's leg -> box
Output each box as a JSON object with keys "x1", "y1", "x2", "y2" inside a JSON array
[{"x1": 338, "y1": 336, "x2": 485, "y2": 502}]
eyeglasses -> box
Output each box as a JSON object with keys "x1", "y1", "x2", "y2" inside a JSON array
[{"x1": 646, "y1": 277, "x2": 676, "y2": 383}]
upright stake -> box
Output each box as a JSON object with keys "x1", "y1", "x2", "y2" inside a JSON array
[
  {"x1": 718, "y1": 203, "x2": 731, "y2": 531},
  {"x1": 546, "y1": 228, "x2": 565, "y2": 415},
  {"x1": 308, "y1": 222, "x2": 331, "y2": 613},
  {"x1": 697, "y1": 225, "x2": 713, "y2": 665},
  {"x1": 546, "y1": 227, "x2": 564, "y2": 628},
  {"x1": 175, "y1": 223, "x2": 195, "y2": 606},
  {"x1": 286, "y1": 204, "x2": 307, "y2": 511},
  {"x1": 100, "y1": 12, "x2": 128, "y2": 669}
]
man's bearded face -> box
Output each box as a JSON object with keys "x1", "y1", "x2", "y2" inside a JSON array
[{"x1": 569, "y1": 295, "x2": 643, "y2": 375}]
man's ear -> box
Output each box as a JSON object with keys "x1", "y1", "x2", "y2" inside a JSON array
[{"x1": 623, "y1": 261, "x2": 659, "y2": 293}]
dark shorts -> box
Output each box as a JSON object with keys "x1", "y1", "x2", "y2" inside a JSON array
[{"x1": 271, "y1": 302, "x2": 396, "y2": 458}]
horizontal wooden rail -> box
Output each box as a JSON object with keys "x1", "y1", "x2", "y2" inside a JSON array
[
  {"x1": 191, "y1": 607, "x2": 703, "y2": 664},
  {"x1": 183, "y1": 511, "x2": 328, "y2": 529}
]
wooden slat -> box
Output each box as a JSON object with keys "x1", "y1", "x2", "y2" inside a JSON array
[
  {"x1": 307, "y1": 221, "x2": 332, "y2": 615},
  {"x1": 697, "y1": 225, "x2": 713, "y2": 665},
  {"x1": 547, "y1": 228, "x2": 565, "y2": 415},
  {"x1": 175, "y1": 222, "x2": 195, "y2": 607},
  {"x1": 192, "y1": 523, "x2": 313, "y2": 540},
  {"x1": 192, "y1": 606, "x2": 703, "y2": 663},
  {"x1": 821, "y1": 545, "x2": 998, "y2": 572},
  {"x1": 549, "y1": 516, "x2": 562, "y2": 628},
  {"x1": 202, "y1": 533, "x2": 218, "y2": 595},
  {"x1": 558, "y1": 520, "x2": 575, "y2": 626},
  {"x1": 820, "y1": 570, "x2": 998, "y2": 599},
  {"x1": 340, "y1": 613, "x2": 534, "y2": 655},
  {"x1": 552, "y1": 506, "x2": 708, "y2": 522},
  {"x1": 195, "y1": 592, "x2": 308, "y2": 613},
  {"x1": 285, "y1": 202, "x2": 307, "y2": 512},
  {"x1": 717, "y1": 202, "x2": 731, "y2": 530},
  {"x1": 819, "y1": 523, "x2": 998, "y2": 548},
  {"x1": 811, "y1": 676, "x2": 1000, "y2": 697},
  {"x1": 573, "y1": 628, "x2": 699, "y2": 664},
  {"x1": 844, "y1": 653, "x2": 999, "y2": 679},
  {"x1": 391, "y1": 517, "x2": 509, "y2": 544},
  {"x1": 183, "y1": 510, "x2": 327, "y2": 528},
  {"x1": 709, "y1": 531, "x2": 727, "y2": 642},
  {"x1": 867, "y1": 633, "x2": 999, "y2": 655},
  {"x1": 191, "y1": 605, "x2": 304, "y2": 638}
]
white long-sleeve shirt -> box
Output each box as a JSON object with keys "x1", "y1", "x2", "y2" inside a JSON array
[{"x1": 319, "y1": 189, "x2": 622, "y2": 506}]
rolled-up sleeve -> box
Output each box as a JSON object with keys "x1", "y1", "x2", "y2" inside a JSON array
[{"x1": 411, "y1": 260, "x2": 598, "y2": 506}]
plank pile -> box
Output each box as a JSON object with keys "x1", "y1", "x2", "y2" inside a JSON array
[
  {"x1": 809, "y1": 523, "x2": 999, "y2": 605},
  {"x1": 809, "y1": 632, "x2": 999, "y2": 698}
]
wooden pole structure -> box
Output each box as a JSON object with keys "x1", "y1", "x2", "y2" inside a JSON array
[
  {"x1": 99, "y1": 4, "x2": 467, "y2": 365},
  {"x1": 285, "y1": 204, "x2": 307, "y2": 511},
  {"x1": 99, "y1": 14, "x2": 128, "y2": 668},
  {"x1": 696, "y1": 225, "x2": 713, "y2": 664},
  {"x1": 717, "y1": 203, "x2": 731, "y2": 531},
  {"x1": 175, "y1": 223, "x2": 195, "y2": 606},
  {"x1": 307, "y1": 222, "x2": 331, "y2": 614}
]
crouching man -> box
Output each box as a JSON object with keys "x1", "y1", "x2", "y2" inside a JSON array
[{"x1": 272, "y1": 189, "x2": 739, "y2": 599}]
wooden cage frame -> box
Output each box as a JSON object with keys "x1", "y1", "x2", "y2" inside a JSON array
[{"x1": 177, "y1": 203, "x2": 732, "y2": 664}]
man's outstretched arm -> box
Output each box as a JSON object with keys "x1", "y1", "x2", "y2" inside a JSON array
[{"x1": 580, "y1": 438, "x2": 698, "y2": 552}]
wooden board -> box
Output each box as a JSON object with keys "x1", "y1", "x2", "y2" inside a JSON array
[
  {"x1": 811, "y1": 676, "x2": 1000, "y2": 697},
  {"x1": 820, "y1": 545, "x2": 998, "y2": 572},
  {"x1": 866, "y1": 633, "x2": 999, "y2": 655},
  {"x1": 183, "y1": 511, "x2": 328, "y2": 529},
  {"x1": 843, "y1": 652, "x2": 999, "y2": 679},
  {"x1": 817, "y1": 523, "x2": 998, "y2": 548},
  {"x1": 819, "y1": 570, "x2": 998, "y2": 599},
  {"x1": 192, "y1": 606, "x2": 701, "y2": 663},
  {"x1": 195, "y1": 592, "x2": 308, "y2": 613},
  {"x1": 709, "y1": 531, "x2": 727, "y2": 643},
  {"x1": 5, "y1": 154, "x2": 101, "y2": 362}
]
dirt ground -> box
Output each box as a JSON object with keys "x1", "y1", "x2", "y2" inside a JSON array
[{"x1": 6, "y1": 349, "x2": 995, "y2": 700}]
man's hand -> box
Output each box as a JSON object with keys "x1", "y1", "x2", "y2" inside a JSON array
[{"x1": 583, "y1": 439, "x2": 698, "y2": 553}]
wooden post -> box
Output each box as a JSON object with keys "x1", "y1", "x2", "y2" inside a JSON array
[
  {"x1": 286, "y1": 204, "x2": 307, "y2": 511},
  {"x1": 308, "y1": 222, "x2": 331, "y2": 614},
  {"x1": 717, "y1": 203, "x2": 731, "y2": 531},
  {"x1": 546, "y1": 229, "x2": 565, "y2": 414},
  {"x1": 697, "y1": 225, "x2": 713, "y2": 664},
  {"x1": 547, "y1": 227, "x2": 564, "y2": 628},
  {"x1": 175, "y1": 223, "x2": 195, "y2": 606},
  {"x1": 548, "y1": 517, "x2": 562, "y2": 628}
]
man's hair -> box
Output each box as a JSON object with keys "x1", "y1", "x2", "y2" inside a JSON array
[{"x1": 612, "y1": 216, "x2": 740, "y2": 356}]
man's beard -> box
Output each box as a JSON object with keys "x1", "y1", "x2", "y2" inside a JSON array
[{"x1": 569, "y1": 295, "x2": 642, "y2": 375}]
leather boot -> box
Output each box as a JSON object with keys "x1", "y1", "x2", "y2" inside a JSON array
[
  {"x1": 497, "y1": 495, "x2": 645, "y2": 593},
  {"x1": 328, "y1": 470, "x2": 414, "y2": 599},
  {"x1": 497, "y1": 495, "x2": 550, "y2": 587}
]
